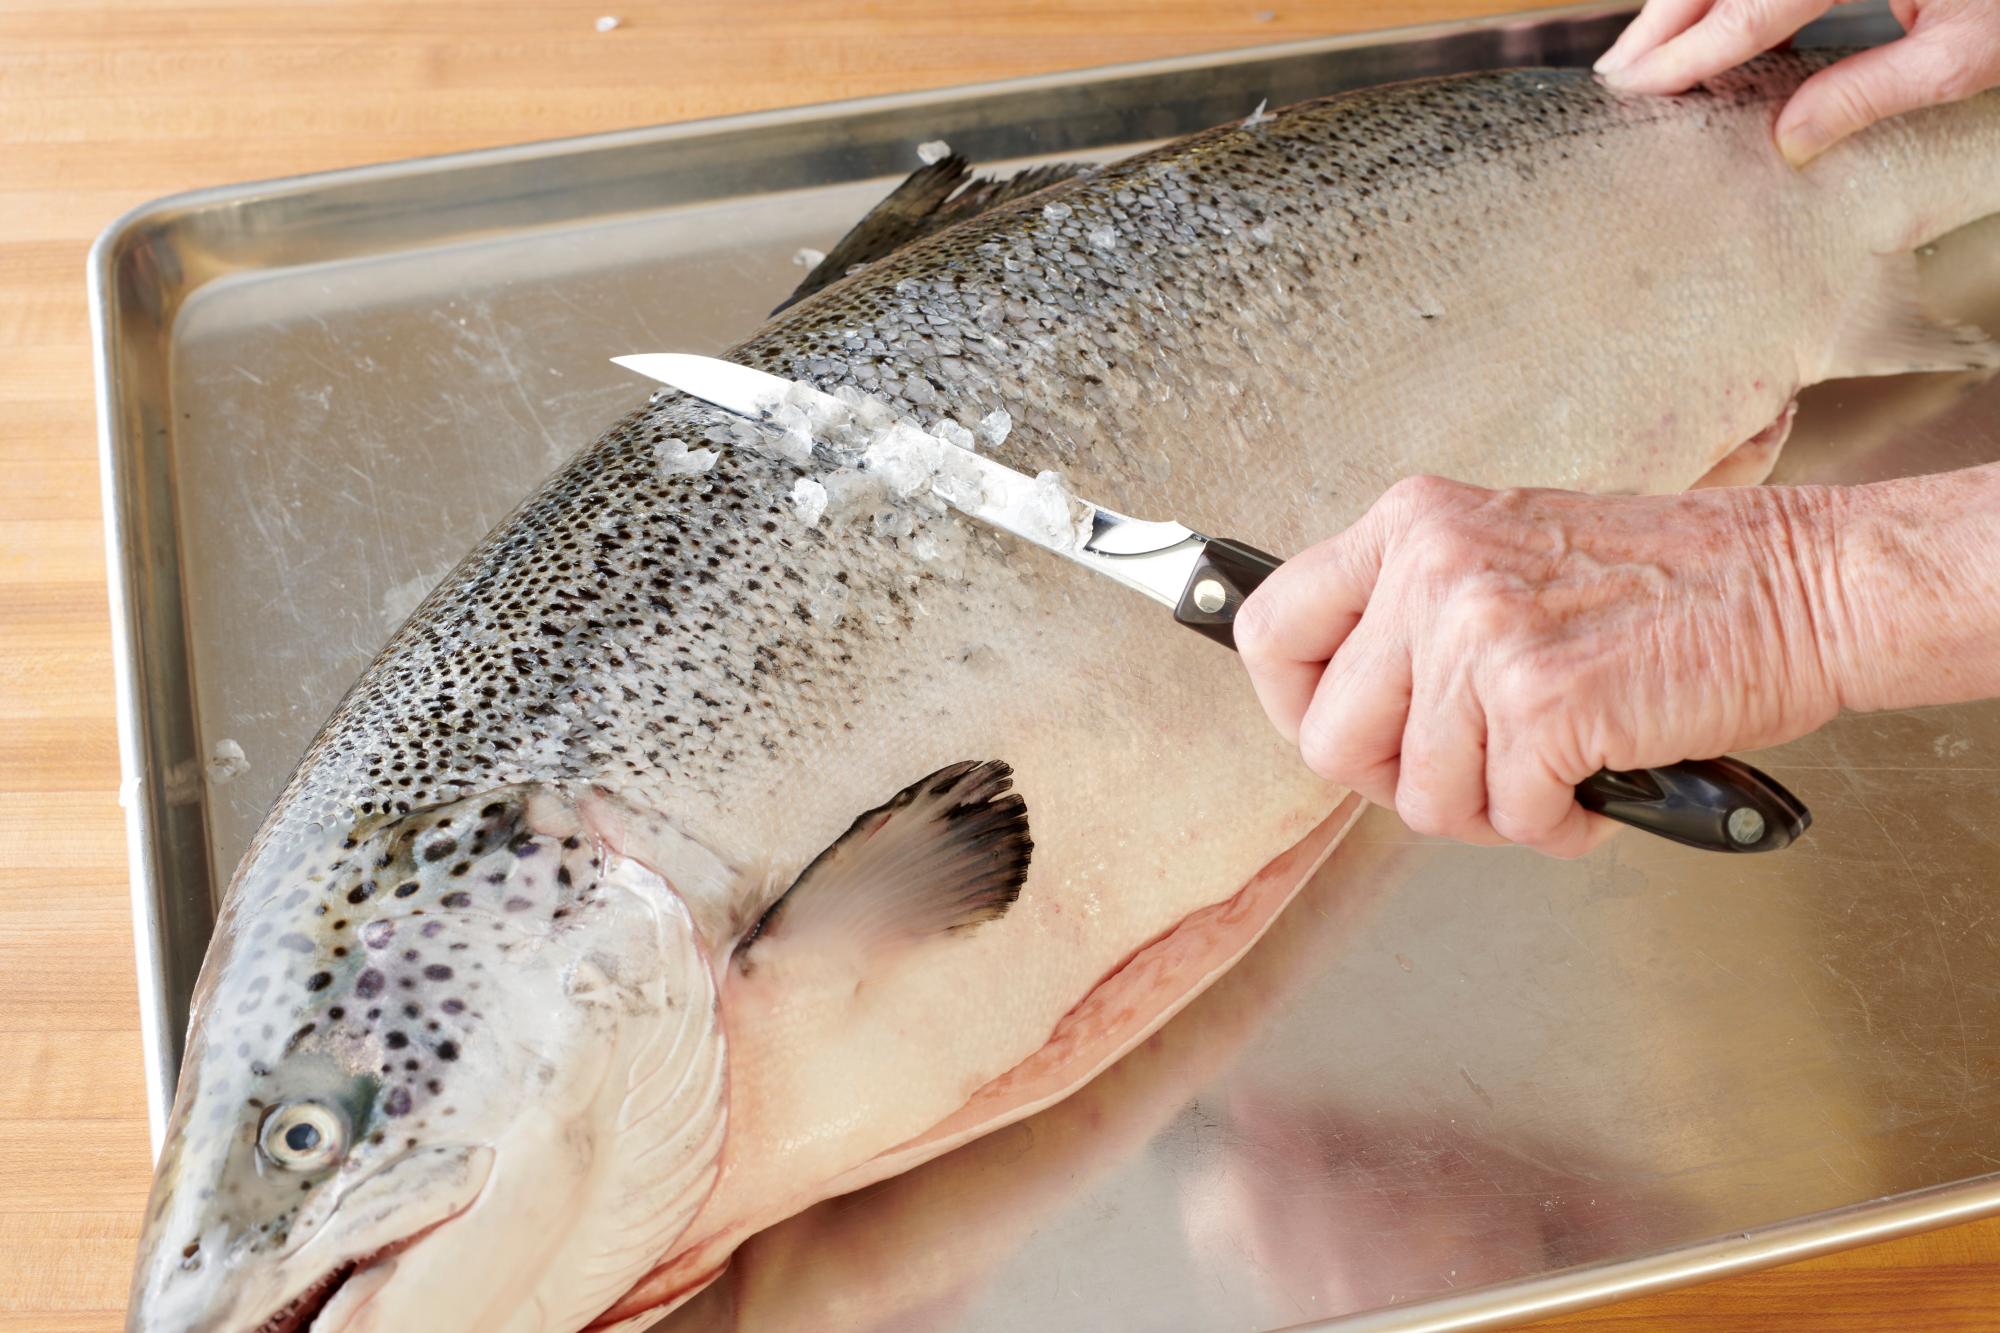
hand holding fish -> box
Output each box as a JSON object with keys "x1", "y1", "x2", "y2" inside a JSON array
[
  {"x1": 1235, "y1": 468, "x2": 2000, "y2": 858},
  {"x1": 1596, "y1": 0, "x2": 2000, "y2": 163}
]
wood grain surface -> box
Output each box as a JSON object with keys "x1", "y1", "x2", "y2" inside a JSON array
[{"x1": 1, "y1": 2, "x2": 1994, "y2": 1330}]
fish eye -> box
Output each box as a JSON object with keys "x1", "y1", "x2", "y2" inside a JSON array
[{"x1": 258, "y1": 1101, "x2": 345, "y2": 1173}]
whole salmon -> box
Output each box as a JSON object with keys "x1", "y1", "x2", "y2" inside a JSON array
[{"x1": 128, "y1": 54, "x2": 2000, "y2": 1332}]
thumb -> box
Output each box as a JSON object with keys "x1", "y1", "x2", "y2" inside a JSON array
[{"x1": 1778, "y1": 21, "x2": 1999, "y2": 164}]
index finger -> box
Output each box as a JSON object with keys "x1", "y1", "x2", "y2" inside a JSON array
[
  {"x1": 1602, "y1": 0, "x2": 1832, "y2": 95},
  {"x1": 1233, "y1": 517, "x2": 1388, "y2": 744}
]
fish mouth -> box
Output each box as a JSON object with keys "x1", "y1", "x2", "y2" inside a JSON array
[
  {"x1": 247, "y1": 1206, "x2": 462, "y2": 1333},
  {"x1": 251, "y1": 1261, "x2": 354, "y2": 1333}
]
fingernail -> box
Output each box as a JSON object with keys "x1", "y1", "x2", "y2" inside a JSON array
[
  {"x1": 1593, "y1": 43, "x2": 1633, "y2": 75},
  {"x1": 1777, "y1": 117, "x2": 1833, "y2": 168},
  {"x1": 1597, "y1": 50, "x2": 1654, "y2": 91}
]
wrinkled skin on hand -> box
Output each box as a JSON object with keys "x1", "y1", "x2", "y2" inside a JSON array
[
  {"x1": 1597, "y1": 0, "x2": 2000, "y2": 164},
  {"x1": 1234, "y1": 476, "x2": 1842, "y2": 858}
]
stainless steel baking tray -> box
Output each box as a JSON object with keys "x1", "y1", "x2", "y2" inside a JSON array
[{"x1": 93, "y1": 3, "x2": 2000, "y2": 1328}]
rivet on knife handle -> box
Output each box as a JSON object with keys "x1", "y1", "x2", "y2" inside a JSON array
[
  {"x1": 1182, "y1": 537, "x2": 1811, "y2": 853},
  {"x1": 1173, "y1": 537, "x2": 1283, "y2": 649},
  {"x1": 1575, "y1": 757, "x2": 1810, "y2": 853}
]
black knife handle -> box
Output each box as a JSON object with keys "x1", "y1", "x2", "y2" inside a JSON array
[
  {"x1": 1180, "y1": 536, "x2": 1811, "y2": 853},
  {"x1": 1575, "y1": 757, "x2": 1809, "y2": 853},
  {"x1": 1172, "y1": 537, "x2": 1283, "y2": 649}
]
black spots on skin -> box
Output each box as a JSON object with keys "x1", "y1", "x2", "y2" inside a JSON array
[
  {"x1": 305, "y1": 972, "x2": 333, "y2": 992},
  {"x1": 346, "y1": 884, "x2": 373, "y2": 905},
  {"x1": 423, "y1": 964, "x2": 453, "y2": 982},
  {"x1": 436, "y1": 1041, "x2": 460, "y2": 1062},
  {"x1": 258, "y1": 62, "x2": 1828, "y2": 900},
  {"x1": 362, "y1": 921, "x2": 393, "y2": 949},
  {"x1": 440, "y1": 891, "x2": 472, "y2": 909},
  {"x1": 355, "y1": 969, "x2": 385, "y2": 999},
  {"x1": 386, "y1": 1031, "x2": 409, "y2": 1050},
  {"x1": 394, "y1": 880, "x2": 421, "y2": 898},
  {"x1": 383, "y1": 1088, "x2": 412, "y2": 1118},
  {"x1": 442, "y1": 998, "x2": 465, "y2": 1015},
  {"x1": 421, "y1": 839, "x2": 455, "y2": 863}
]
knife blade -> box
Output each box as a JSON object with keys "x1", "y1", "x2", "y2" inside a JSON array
[
  {"x1": 610, "y1": 352, "x2": 1273, "y2": 642},
  {"x1": 613, "y1": 351, "x2": 1810, "y2": 854}
]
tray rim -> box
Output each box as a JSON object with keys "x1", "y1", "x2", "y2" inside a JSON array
[
  {"x1": 90, "y1": 4, "x2": 2000, "y2": 1328},
  {"x1": 86, "y1": 0, "x2": 1627, "y2": 257}
]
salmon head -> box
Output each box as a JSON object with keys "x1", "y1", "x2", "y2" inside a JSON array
[{"x1": 124, "y1": 784, "x2": 734, "y2": 1332}]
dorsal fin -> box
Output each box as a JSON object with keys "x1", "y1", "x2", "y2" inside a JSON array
[
  {"x1": 735, "y1": 759, "x2": 1030, "y2": 966},
  {"x1": 774, "y1": 156, "x2": 1093, "y2": 313}
]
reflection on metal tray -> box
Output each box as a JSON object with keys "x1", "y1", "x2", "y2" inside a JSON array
[{"x1": 92, "y1": 3, "x2": 2000, "y2": 1329}]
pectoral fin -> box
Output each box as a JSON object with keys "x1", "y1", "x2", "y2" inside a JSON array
[{"x1": 735, "y1": 760, "x2": 1031, "y2": 967}]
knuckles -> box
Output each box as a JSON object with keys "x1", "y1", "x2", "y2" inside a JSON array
[{"x1": 1380, "y1": 473, "x2": 1472, "y2": 522}]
